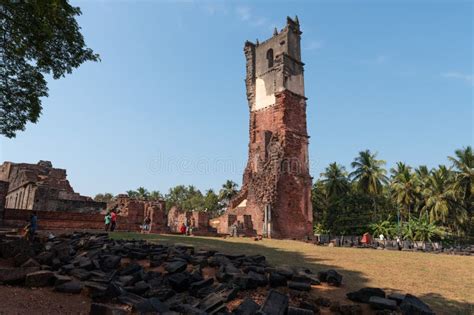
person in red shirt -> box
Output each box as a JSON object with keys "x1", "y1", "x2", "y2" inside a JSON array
[{"x1": 110, "y1": 211, "x2": 117, "y2": 232}]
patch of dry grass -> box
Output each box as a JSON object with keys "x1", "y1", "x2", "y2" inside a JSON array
[{"x1": 112, "y1": 232, "x2": 474, "y2": 314}]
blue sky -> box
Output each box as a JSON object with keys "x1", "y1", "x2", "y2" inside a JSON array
[{"x1": 1, "y1": 0, "x2": 472, "y2": 197}]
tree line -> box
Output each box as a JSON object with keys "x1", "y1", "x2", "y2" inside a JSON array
[
  {"x1": 94, "y1": 180, "x2": 239, "y2": 218},
  {"x1": 95, "y1": 146, "x2": 472, "y2": 242},
  {"x1": 312, "y1": 146, "x2": 473, "y2": 243}
]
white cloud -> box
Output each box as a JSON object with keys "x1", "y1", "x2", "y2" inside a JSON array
[{"x1": 441, "y1": 72, "x2": 474, "y2": 86}]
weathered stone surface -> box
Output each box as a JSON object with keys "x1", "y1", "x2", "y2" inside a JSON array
[
  {"x1": 347, "y1": 287, "x2": 386, "y2": 303},
  {"x1": 247, "y1": 270, "x2": 268, "y2": 287},
  {"x1": 135, "y1": 297, "x2": 170, "y2": 313},
  {"x1": 387, "y1": 292, "x2": 405, "y2": 305},
  {"x1": 167, "y1": 273, "x2": 190, "y2": 292},
  {"x1": 25, "y1": 270, "x2": 54, "y2": 287},
  {"x1": 269, "y1": 272, "x2": 287, "y2": 287},
  {"x1": 54, "y1": 281, "x2": 83, "y2": 294},
  {"x1": 196, "y1": 292, "x2": 227, "y2": 314},
  {"x1": 54, "y1": 274, "x2": 72, "y2": 286},
  {"x1": 260, "y1": 290, "x2": 289, "y2": 315},
  {"x1": 165, "y1": 261, "x2": 187, "y2": 274},
  {"x1": 0, "y1": 266, "x2": 40, "y2": 284},
  {"x1": 288, "y1": 306, "x2": 315, "y2": 315},
  {"x1": 326, "y1": 269, "x2": 342, "y2": 286},
  {"x1": 89, "y1": 303, "x2": 127, "y2": 315},
  {"x1": 189, "y1": 278, "x2": 214, "y2": 296},
  {"x1": 400, "y1": 294, "x2": 435, "y2": 315},
  {"x1": 369, "y1": 296, "x2": 397, "y2": 310},
  {"x1": 288, "y1": 280, "x2": 311, "y2": 291},
  {"x1": 234, "y1": 298, "x2": 260, "y2": 315}
]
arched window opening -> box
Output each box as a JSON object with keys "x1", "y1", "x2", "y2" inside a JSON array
[{"x1": 266, "y1": 49, "x2": 274, "y2": 68}]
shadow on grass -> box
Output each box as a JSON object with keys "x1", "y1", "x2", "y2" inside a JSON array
[{"x1": 111, "y1": 232, "x2": 473, "y2": 315}]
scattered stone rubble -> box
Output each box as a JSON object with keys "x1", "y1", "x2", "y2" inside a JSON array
[{"x1": 0, "y1": 232, "x2": 435, "y2": 314}]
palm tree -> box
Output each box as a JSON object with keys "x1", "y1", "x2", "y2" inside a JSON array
[
  {"x1": 149, "y1": 190, "x2": 162, "y2": 201},
  {"x1": 136, "y1": 187, "x2": 150, "y2": 200},
  {"x1": 320, "y1": 162, "x2": 350, "y2": 199},
  {"x1": 126, "y1": 190, "x2": 138, "y2": 198},
  {"x1": 219, "y1": 180, "x2": 239, "y2": 205},
  {"x1": 390, "y1": 162, "x2": 420, "y2": 221},
  {"x1": 350, "y1": 150, "x2": 389, "y2": 195},
  {"x1": 422, "y1": 166, "x2": 457, "y2": 223},
  {"x1": 448, "y1": 146, "x2": 473, "y2": 215}
]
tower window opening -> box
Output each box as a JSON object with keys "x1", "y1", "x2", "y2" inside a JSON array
[{"x1": 266, "y1": 49, "x2": 274, "y2": 68}]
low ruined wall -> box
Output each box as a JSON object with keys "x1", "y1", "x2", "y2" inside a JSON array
[{"x1": 2, "y1": 208, "x2": 142, "y2": 232}]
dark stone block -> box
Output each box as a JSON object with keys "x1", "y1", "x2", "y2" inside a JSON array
[
  {"x1": 288, "y1": 281, "x2": 311, "y2": 291},
  {"x1": 260, "y1": 290, "x2": 289, "y2": 315},
  {"x1": 248, "y1": 270, "x2": 268, "y2": 287},
  {"x1": 135, "y1": 297, "x2": 170, "y2": 313},
  {"x1": 117, "y1": 292, "x2": 147, "y2": 308},
  {"x1": 21, "y1": 258, "x2": 40, "y2": 268},
  {"x1": 70, "y1": 268, "x2": 91, "y2": 281},
  {"x1": 25, "y1": 270, "x2": 54, "y2": 287},
  {"x1": 269, "y1": 272, "x2": 287, "y2": 287},
  {"x1": 120, "y1": 263, "x2": 142, "y2": 276},
  {"x1": 196, "y1": 292, "x2": 226, "y2": 313},
  {"x1": 165, "y1": 261, "x2": 187, "y2": 274},
  {"x1": 347, "y1": 287, "x2": 386, "y2": 303},
  {"x1": 190, "y1": 278, "x2": 214, "y2": 296},
  {"x1": 234, "y1": 298, "x2": 259, "y2": 315},
  {"x1": 326, "y1": 269, "x2": 342, "y2": 286},
  {"x1": 102, "y1": 255, "x2": 121, "y2": 269},
  {"x1": 400, "y1": 294, "x2": 435, "y2": 315},
  {"x1": 275, "y1": 266, "x2": 294, "y2": 279},
  {"x1": 288, "y1": 306, "x2": 314, "y2": 315},
  {"x1": 54, "y1": 281, "x2": 83, "y2": 294},
  {"x1": 168, "y1": 272, "x2": 190, "y2": 292},
  {"x1": 387, "y1": 293, "x2": 405, "y2": 305},
  {"x1": 369, "y1": 296, "x2": 397, "y2": 310},
  {"x1": 145, "y1": 286, "x2": 176, "y2": 300}
]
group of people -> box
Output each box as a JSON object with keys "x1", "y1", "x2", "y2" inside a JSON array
[
  {"x1": 179, "y1": 216, "x2": 195, "y2": 235},
  {"x1": 104, "y1": 210, "x2": 117, "y2": 232}
]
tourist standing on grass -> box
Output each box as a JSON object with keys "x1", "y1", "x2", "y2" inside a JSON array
[
  {"x1": 104, "y1": 212, "x2": 111, "y2": 231},
  {"x1": 110, "y1": 210, "x2": 117, "y2": 232}
]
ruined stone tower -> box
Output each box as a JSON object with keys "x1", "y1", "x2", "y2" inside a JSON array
[{"x1": 220, "y1": 17, "x2": 313, "y2": 239}]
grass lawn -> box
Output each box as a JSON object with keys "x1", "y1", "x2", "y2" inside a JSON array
[{"x1": 111, "y1": 232, "x2": 474, "y2": 315}]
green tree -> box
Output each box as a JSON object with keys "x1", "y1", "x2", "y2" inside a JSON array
[
  {"x1": 448, "y1": 146, "x2": 473, "y2": 222},
  {"x1": 370, "y1": 219, "x2": 396, "y2": 239},
  {"x1": 1, "y1": 0, "x2": 99, "y2": 137},
  {"x1": 149, "y1": 190, "x2": 163, "y2": 201},
  {"x1": 165, "y1": 185, "x2": 204, "y2": 211},
  {"x1": 136, "y1": 187, "x2": 149, "y2": 200},
  {"x1": 422, "y1": 166, "x2": 458, "y2": 224},
  {"x1": 390, "y1": 162, "x2": 420, "y2": 221},
  {"x1": 203, "y1": 189, "x2": 220, "y2": 216},
  {"x1": 126, "y1": 190, "x2": 138, "y2": 198},
  {"x1": 320, "y1": 162, "x2": 350, "y2": 199},
  {"x1": 350, "y1": 150, "x2": 389, "y2": 195},
  {"x1": 94, "y1": 193, "x2": 114, "y2": 203},
  {"x1": 218, "y1": 180, "x2": 239, "y2": 205}
]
